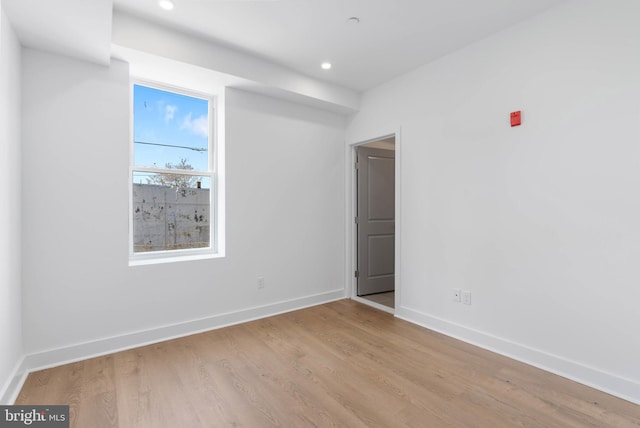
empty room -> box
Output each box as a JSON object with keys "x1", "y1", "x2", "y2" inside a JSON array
[{"x1": 1, "y1": 0, "x2": 639, "y2": 426}]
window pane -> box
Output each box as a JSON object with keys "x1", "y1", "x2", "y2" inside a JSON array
[
  {"x1": 133, "y1": 84, "x2": 209, "y2": 171},
  {"x1": 132, "y1": 174, "x2": 211, "y2": 253}
]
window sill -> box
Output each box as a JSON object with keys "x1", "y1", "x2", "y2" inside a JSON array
[{"x1": 129, "y1": 250, "x2": 224, "y2": 266}]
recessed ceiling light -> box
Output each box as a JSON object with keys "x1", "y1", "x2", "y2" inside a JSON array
[
  {"x1": 158, "y1": 0, "x2": 174, "y2": 11},
  {"x1": 347, "y1": 17, "x2": 360, "y2": 25},
  {"x1": 321, "y1": 62, "x2": 332, "y2": 70}
]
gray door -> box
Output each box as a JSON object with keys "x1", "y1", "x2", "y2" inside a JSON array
[{"x1": 357, "y1": 146, "x2": 395, "y2": 296}]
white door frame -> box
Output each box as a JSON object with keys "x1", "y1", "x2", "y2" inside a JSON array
[{"x1": 345, "y1": 129, "x2": 402, "y2": 314}]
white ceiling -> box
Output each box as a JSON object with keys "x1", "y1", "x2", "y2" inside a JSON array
[
  {"x1": 3, "y1": 0, "x2": 566, "y2": 112},
  {"x1": 3, "y1": 0, "x2": 113, "y2": 65},
  {"x1": 112, "y1": 0, "x2": 567, "y2": 92}
]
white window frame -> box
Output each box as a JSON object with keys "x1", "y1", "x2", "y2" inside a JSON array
[{"x1": 128, "y1": 79, "x2": 225, "y2": 266}]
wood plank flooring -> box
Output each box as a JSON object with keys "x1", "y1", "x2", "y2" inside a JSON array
[
  {"x1": 15, "y1": 299, "x2": 640, "y2": 427},
  {"x1": 361, "y1": 291, "x2": 395, "y2": 309}
]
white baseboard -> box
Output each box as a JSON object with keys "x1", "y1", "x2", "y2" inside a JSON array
[
  {"x1": 5, "y1": 289, "x2": 345, "y2": 403},
  {"x1": 0, "y1": 357, "x2": 26, "y2": 405},
  {"x1": 395, "y1": 305, "x2": 640, "y2": 405}
]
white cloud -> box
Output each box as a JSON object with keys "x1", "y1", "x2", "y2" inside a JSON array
[
  {"x1": 181, "y1": 112, "x2": 209, "y2": 138},
  {"x1": 165, "y1": 105, "x2": 177, "y2": 122}
]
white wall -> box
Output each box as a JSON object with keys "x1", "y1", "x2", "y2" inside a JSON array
[
  {"x1": 21, "y1": 50, "x2": 345, "y2": 366},
  {"x1": 347, "y1": 0, "x2": 640, "y2": 403},
  {"x1": 0, "y1": 1, "x2": 23, "y2": 403}
]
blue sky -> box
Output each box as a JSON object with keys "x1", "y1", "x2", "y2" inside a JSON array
[{"x1": 133, "y1": 84, "x2": 209, "y2": 172}]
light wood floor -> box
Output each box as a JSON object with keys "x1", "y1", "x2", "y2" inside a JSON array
[
  {"x1": 361, "y1": 291, "x2": 395, "y2": 309},
  {"x1": 16, "y1": 299, "x2": 640, "y2": 427}
]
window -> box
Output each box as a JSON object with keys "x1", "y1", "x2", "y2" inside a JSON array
[{"x1": 129, "y1": 82, "x2": 222, "y2": 264}]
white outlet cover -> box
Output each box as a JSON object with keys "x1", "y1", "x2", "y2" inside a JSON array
[{"x1": 462, "y1": 291, "x2": 472, "y2": 305}]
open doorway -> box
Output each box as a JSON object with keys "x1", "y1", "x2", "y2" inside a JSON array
[{"x1": 353, "y1": 136, "x2": 396, "y2": 311}]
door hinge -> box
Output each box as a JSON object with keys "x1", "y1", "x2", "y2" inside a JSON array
[
  {"x1": 354, "y1": 216, "x2": 359, "y2": 224},
  {"x1": 355, "y1": 270, "x2": 360, "y2": 278},
  {"x1": 354, "y1": 161, "x2": 359, "y2": 170}
]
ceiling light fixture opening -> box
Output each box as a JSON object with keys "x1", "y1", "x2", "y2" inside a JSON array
[
  {"x1": 321, "y1": 62, "x2": 332, "y2": 70},
  {"x1": 347, "y1": 17, "x2": 360, "y2": 25},
  {"x1": 158, "y1": 0, "x2": 175, "y2": 11}
]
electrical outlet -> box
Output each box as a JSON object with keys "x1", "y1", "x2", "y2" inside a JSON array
[
  {"x1": 452, "y1": 288, "x2": 461, "y2": 302},
  {"x1": 257, "y1": 277, "x2": 265, "y2": 289},
  {"x1": 462, "y1": 291, "x2": 472, "y2": 305}
]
